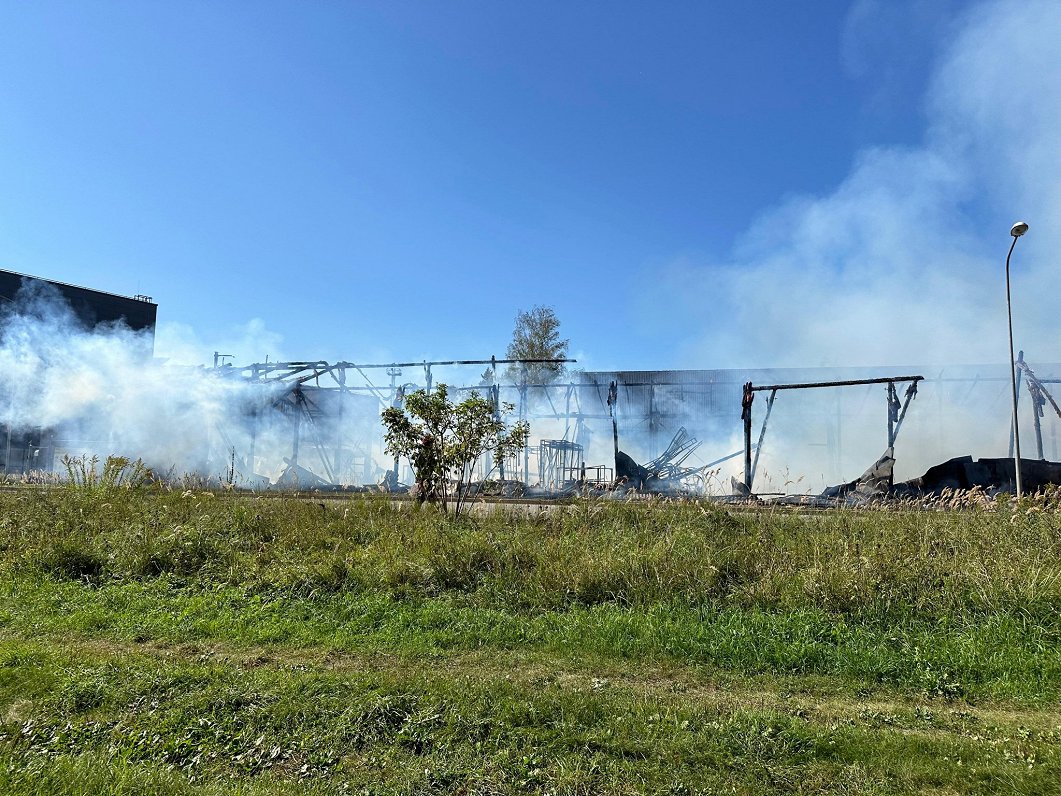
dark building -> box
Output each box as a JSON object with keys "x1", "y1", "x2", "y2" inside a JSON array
[
  {"x1": 0, "y1": 269, "x2": 157, "y2": 336},
  {"x1": 1, "y1": 270, "x2": 158, "y2": 476}
]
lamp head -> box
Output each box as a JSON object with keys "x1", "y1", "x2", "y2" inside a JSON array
[{"x1": 1011, "y1": 221, "x2": 1029, "y2": 237}]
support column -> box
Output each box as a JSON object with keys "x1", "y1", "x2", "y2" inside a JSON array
[
  {"x1": 334, "y1": 370, "x2": 346, "y2": 482},
  {"x1": 741, "y1": 382, "x2": 754, "y2": 490},
  {"x1": 886, "y1": 382, "x2": 898, "y2": 449},
  {"x1": 291, "y1": 391, "x2": 301, "y2": 469}
]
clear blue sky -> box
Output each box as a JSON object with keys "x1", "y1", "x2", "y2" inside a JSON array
[{"x1": 6, "y1": 0, "x2": 1045, "y2": 372}]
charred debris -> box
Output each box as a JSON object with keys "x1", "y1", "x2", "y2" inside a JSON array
[
  {"x1": 221, "y1": 356, "x2": 1061, "y2": 502},
  {"x1": 757, "y1": 357, "x2": 1061, "y2": 507},
  {"x1": 9, "y1": 349, "x2": 1061, "y2": 503},
  {"x1": 607, "y1": 380, "x2": 715, "y2": 495}
]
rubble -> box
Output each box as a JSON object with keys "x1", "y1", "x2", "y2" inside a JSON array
[
  {"x1": 766, "y1": 451, "x2": 1061, "y2": 508},
  {"x1": 820, "y1": 448, "x2": 895, "y2": 501},
  {"x1": 895, "y1": 456, "x2": 1061, "y2": 497},
  {"x1": 614, "y1": 427, "x2": 710, "y2": 495}
]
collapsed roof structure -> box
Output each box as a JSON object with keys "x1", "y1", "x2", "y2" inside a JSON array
[{"x1": 2, "y1": 268, "x2": 1059, "y2": 497}]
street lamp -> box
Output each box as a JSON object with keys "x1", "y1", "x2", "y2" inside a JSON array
[{"x1": 1006, "y1": 220, "x2": 1029, "y2": 499}]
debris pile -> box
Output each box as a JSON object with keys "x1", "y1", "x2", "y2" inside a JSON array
[
  {"x1": 895, "y1": 456, "x2": 1061, "y2": 497},
  {"x1": 770, "y1": 450, "x2": 1061, "y2": 507},
  {"x1": 615, "y1": 427, "x2": 710, "y2": 494}
]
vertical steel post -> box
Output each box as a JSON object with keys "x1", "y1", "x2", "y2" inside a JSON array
[
  {"x1": 291, "y1": 390, "x2": 301, "y2": 469},
  {"x1": 749, "y1": 388, "x2": 776, "y2": 491},
  {"x1": 741, "y1": 382, "x2": 754, "y2": 490},
  {"x1": 486, "y1": 383, "x2": 502, "y2": 480},
  {"x1": 520, "y1": 367, "x2": 529, "y2": 483},
  {"x1": 886, "y1": 382, "x2": 897, "y2": 449},
  {"x1": 334, "y1": 368, "x2": 346, "y2": 481},
  {"x1": 608, "y1": 381, "x2": 619, "y2": 460}
]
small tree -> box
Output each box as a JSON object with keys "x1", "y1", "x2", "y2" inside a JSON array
[
  {"x1": 503, "y1": 306, "x2": 569, "y2": 385},
  {"x1": 381, "y1": 384, "x2": 529, "y2": 516}
]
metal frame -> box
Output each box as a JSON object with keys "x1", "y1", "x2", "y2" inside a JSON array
[
  {"x1": 538, "y1": 439, "x2": 583, "y2": 490},
  {"x1": 1014, "y1": 355, "x2": 1061, "y2": 461},
  {"x1": 740, "y1": 376, "x2": 924, "y2": 494},
  {"x1": 215, "y1": 356, "x2": 576, "y2": 487}
]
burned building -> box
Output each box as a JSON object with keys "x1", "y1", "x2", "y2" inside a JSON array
[
  {"x1": 1, "y1": 270, "x2": 157, "y2": 476},
  {"x1": 578, "y1": 362, "x2": 1061, "y2": 495},
  {"x1": 0, "y1": 270, "x2": 157, "y2": 338},
  {"x1": 192, "y1": 358, "x2": 1061, "y2": 495},
  {"x1": 2, "y1": 269, "x2": 1057, "y2": 497}
]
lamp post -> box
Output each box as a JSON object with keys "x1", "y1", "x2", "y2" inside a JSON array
[{"x1": 1006, "y1": 220, "x2": 1029, "y2": 499}]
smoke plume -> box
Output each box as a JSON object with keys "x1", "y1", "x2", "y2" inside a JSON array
[
  {"x1": 659, "y1": 0, "x2": 1060, "y2": 369},
  {"x1": 0, "y1": 280, "x2": 278, "y2": 480},
  {"x1": 629, "y1": 0, "x2": 1061, "y2": 491}
]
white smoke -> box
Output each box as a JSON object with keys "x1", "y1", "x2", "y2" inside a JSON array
[
  {"x1": 632, "y1": 0, "x2": 1061, "y2": 491},
  {"x1": 658, "y1": 0, "x2": 1061, "y2": 369},
  {"x1": 155, "y1": 318, "x2": 285, "y2": 369},
  {"x1": 0, "y1": 280, "x2": 282, "y2": 480}
]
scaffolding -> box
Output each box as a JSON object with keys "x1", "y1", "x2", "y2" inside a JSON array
[{"x1": 538, "y1": 439, "x2": 583, "y2": 490}]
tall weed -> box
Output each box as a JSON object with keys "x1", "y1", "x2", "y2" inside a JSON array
[{"x1": 3, "y1": 484, "x2": 1061, "y2": 620}]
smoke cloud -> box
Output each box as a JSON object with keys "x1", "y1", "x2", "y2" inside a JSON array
[
  {"x1": 4, "y1": 0, "x2": 1058, "y2": 494},
  {"x1": 625, "y1": 0, "x2": 1061, "y2": 491},
  {"x1": 656, "y1": 0, "x2": 1060, "y2": 370},
  {"x1": 0, "y1": 280, "x2": 281, "y2": 480}
]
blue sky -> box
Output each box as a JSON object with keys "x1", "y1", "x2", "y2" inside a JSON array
[{"x1": 2, "y1": 0, "x2": 1056, "y2": 372}]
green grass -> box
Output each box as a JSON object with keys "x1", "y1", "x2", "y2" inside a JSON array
[
  {"x1": 3, "y1": 637, "x2": 1061, "y2": 795},
  {"x1": 2, "y1": 481, "x2": 1061, "y2": 793},
  {"x1": 4, "y1": 577, "x2": 1061, "y2": 702}
]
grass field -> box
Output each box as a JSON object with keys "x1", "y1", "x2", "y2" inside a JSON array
[{"x1": 2, "y1": 475, "x2": 1061, "y2": 794}]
